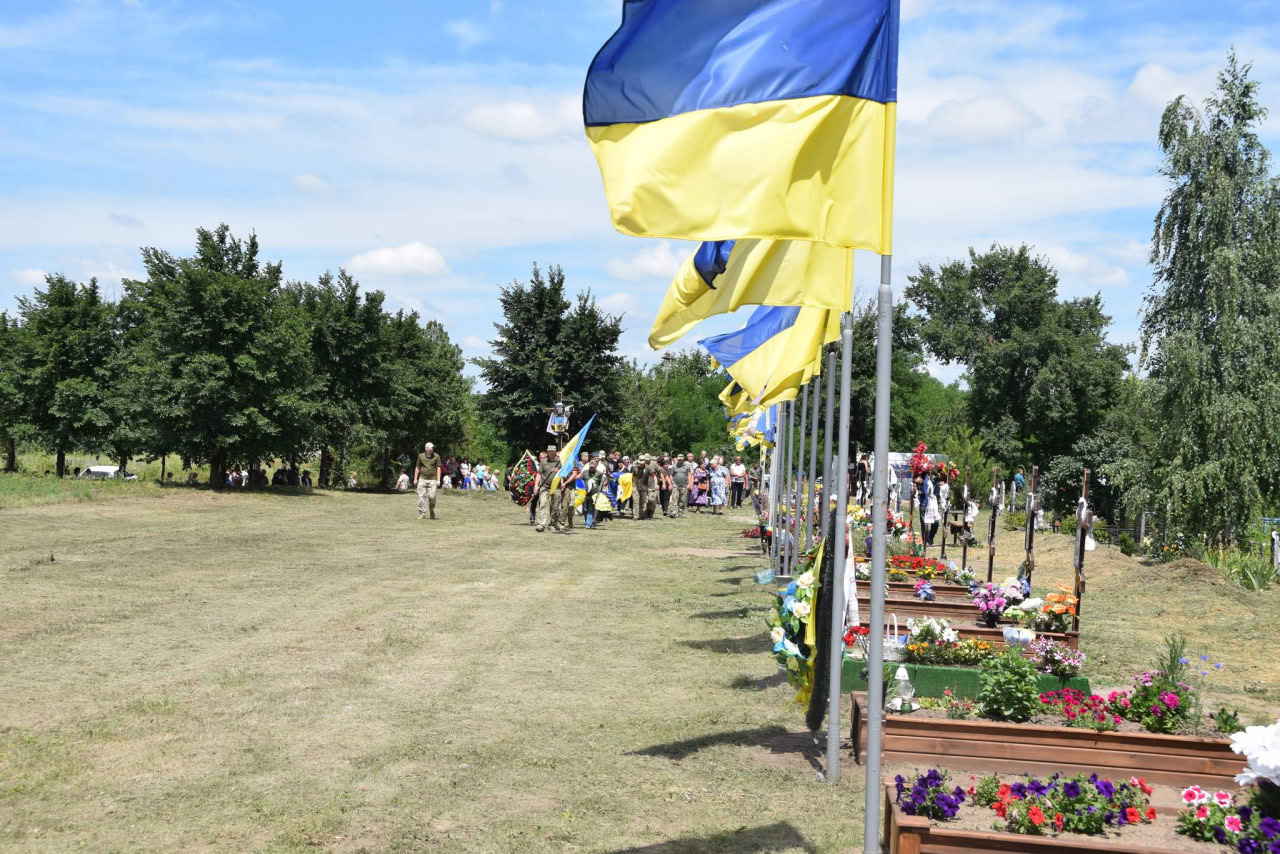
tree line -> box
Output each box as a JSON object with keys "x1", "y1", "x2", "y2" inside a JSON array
[{"x1": 0, "y1": 225, "x2": 470, "y2": 487}]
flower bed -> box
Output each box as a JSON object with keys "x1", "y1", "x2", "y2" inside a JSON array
[
  {"x1": 839, "y1": 659, "x2": 1089, "y2": 698},
  {"x1": 883, "y1": 782, "x2": 1182, "y2": 854},
  {"x1": 856, "y1": 617, "x2": 1081, "y2": 650},
  {"x1": 852, "y1": 696, "x2": 1244, "y2": 788}
]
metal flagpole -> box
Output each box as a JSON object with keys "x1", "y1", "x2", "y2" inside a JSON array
[
  {"x1": 859, "y1": 257, "x2": 894, "y2": 849},
  {"x1": 798, "y1": 384, "x2": 810, "y2": 550},
  {"x1": 784, "y1": 399, "x2": 796, "y2": 574},
  {"x1": 825, "y1": 259, "x2": 856, "y2": 780},
  {"x1": 807, "y1": 373, "x2": 820, "y2": 551},
  {"x1": 768, "y1": 435, "x2": 780, "y2": 564},
  {"x1": 820, "y1": 351, "x2": 836, "y2": 534},
  {"x1": 778, "y1": 402, "x2": 788, "y2": 573},
  {"x1": 771, "y1": 408, "x2": 783, "y2": 566}
]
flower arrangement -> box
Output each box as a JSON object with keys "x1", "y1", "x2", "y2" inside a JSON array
[
  {"x1": 894, "y1": 769, "x2": 967, "y2": 820},
  {"x1": 1039, "y1": 689, "x2": 1126, "y2": 732},
  {"x1": 949, "y1": 638, "x2": 996, "y2": 666},
  {"x1": 888, "y1": 567, "x2": 909, "y2": 583},
  {"x1": 972, "y1": 582, "x2": 1012, "y2": 628},
  {"x1": 1036, "y1": 585, "x2": 1078, "y2": 632},
  {"x1": 977, "y1": 772, "x2": 1154, "y2": 836},
  {"x1": 740, "y1": 525, "x2": 762, "y2": 539},
  {"x1": 945, "y1": 562, "x2": 976, "y2": 586},
  {"x1": 888, "y1": 555, "x2": 948, "y2": 579},
  {"x1": 932, "y1": 459, "x2": 959, "y2": 481},
  {"x1": 908, "y1": 441, "x2": 931, "y2": 477},
  {"x1": 842, "y1": 624, "x2": 871, "y2": 660},
  {"x1": 764, "y1": 564, "x2": 822, "y2": 704},
  {"x1": 914, "y1": 579, "x2": 935, "y2": 601},
  {"x1": 1175, "y1": 785, "x2": 1280, "y2": 847},
  {"x1": 904, "y1": 617, "x2": 959, "y2": 664},
  {"x1": 1030, "y1": 637, "x2": 1086, "y2": 680}
]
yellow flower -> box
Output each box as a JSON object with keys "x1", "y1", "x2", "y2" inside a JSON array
[{"x1": 796, "y1": 571, "x2": 815, "y2": 589}]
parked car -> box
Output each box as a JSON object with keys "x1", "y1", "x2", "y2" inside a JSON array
[{"x1": 78, "y1": 465, "x2": 138, "y2": 481}]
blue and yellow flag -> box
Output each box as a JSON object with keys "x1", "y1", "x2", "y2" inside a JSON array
[
  {"x1": 584, "y1": 0, "x2": 899, "y2": 250},
  {"x1": 551, "y1": 414, "x2": 595, "y2": 491},
  {"x1": 701, "y1": 306, "x2": 838, "y2": 410},
  {"x1": 650, "y1": 239, "x2": 852, "y2": 349}
]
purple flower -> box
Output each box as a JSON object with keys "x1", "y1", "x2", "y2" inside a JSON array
[
  {"x1": 1062, "y1": 781, "x2": 1081, "y2": 798},
  {"x1": 1028, "y1": 779, "x2": 1048, "y2": 796},
  {"x1": 1215, "y1": 662, "x2": 1223, "y2": 669},
  {"x1": 1269, "y1": 840, "x2": 1280, "y2": 854},
  {"x1": 1094, "y1": 779, "x2": 1115, "y2": 800},
  {"x1": 1103, "y1": 810, "x2": 1115, "y2": 825},
  {"x1": 1261, "y1": 817, "x2": 1280, "y2": 840},
  {"x1": 1240, "y1": 840, "x2": 1260, "y2": 854},
  {"x1": 1240, "y1": 806, "x2": 1254, "y2": 822},
  {"x1": 1215, "y1": 826, "x2": 1227, "y2": 844},
  {"x1": 894, "y1": 775, "x2": 905, "y2": 794}
]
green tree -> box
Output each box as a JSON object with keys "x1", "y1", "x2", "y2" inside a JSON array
[
  {"x1": 942, "y1": 425, "x2": 995, "y2": 501},
  {"x1": 127, "y1": 225, "x2": 312, "y2": 487},
  {"x1": 289, "y1": 270, "x2": 391, "y2": 486},
  {"x1": 475, "y1": 264, "x2": 624, "y2": 452},
  {"x1": 0, "y1": 313, "x2": 21, "y2": 471},
  {"x1": 840, "y1": 300, "x2": 932, "y2": 454},
  {"x1": 380, "y1": 312, "x2": 469, "y2": 475},
  {"x1": 14, "y1": 275, "x2": 115, "y2": 476},
  {"x1": 1141, "y1": 52, "x2": 1280, "y2": 542},
  {"x1": 906, "y1": 244, "x2": 1131, "y2": 467}
]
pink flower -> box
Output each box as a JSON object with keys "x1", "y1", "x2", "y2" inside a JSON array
[
  {"x1": 1213, "y1": 791, "x2": 1232, "y2": 808},
  {"x1": 1196, "y1": 805, "x2": 1209, "y2": 820},
  {"x1": 1224, "y1": 815, "x2": 1242, "y2": 833},
  {"x1": 1182, "y1": 786, "x2": 1208, "y2": 805}
]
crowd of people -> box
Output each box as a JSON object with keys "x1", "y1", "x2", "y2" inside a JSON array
[{"x1": 522, "y1": 448, "x2": 756, "y2": 534}]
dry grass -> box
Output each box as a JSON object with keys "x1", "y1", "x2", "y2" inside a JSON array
[{"x1": 1, "y1": 490, "x2": 1276, "y2": 853}]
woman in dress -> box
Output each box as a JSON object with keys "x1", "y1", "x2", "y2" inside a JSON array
[
  {"x1": 691, "y1": 461, "x2": 710, "y2": 513},
  {"x1": 708, "y1": 455, "x2": 728, "y2": 515}
]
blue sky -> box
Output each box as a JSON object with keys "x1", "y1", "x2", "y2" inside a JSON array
[{"x1": 2, "y1": 0, "x2": 1279, "y2": 384}]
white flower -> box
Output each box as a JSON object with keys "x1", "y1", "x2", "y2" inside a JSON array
[
  {"x1": 1020, "y1": 597, "x2": 1044, "y2": 612},
  {"x1": 1231, "y1": 721, "x2": 1280, "y2": 787},
  {"x1": 770, "y1": 626, "x2": 786, "y2": 644},
  {"x1": 796, "y1": 571, "x2": 815, "y2": 589},
  {"x1": 941, "y1": 628, "x2": 959, "y2": 643},
  {"x1": 792, "y1": 600, "x2": 811, "y2": 618}
]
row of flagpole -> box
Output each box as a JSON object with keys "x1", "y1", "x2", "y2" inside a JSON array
[{"x1": 582, "y1": 2, "x2": 901, "y2": 846}]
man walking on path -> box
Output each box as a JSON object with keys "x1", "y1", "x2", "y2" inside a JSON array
[
  {"x1": 534, "y1": 445, "x2": 559, "y2": 532},
  {"x1": 632, "y1": 454, "x2": 649, "y2": 521},
  {"x1": 671, "y1": 453, "x2": 692, "y2": 517},
  {"x1": 729, "y1": 456, "x2": 747, "y2": 508},
  {"x1": 415, "y1": 442, "x2": 443, "y2": 519}
]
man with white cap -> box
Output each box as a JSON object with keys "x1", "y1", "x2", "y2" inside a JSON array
[{"x1": 414, "y1": 442, "x2": 443, "y2": 519}]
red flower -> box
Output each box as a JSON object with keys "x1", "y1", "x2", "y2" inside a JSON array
[
  {"x1": 1145, "y1": 807, "x2": 1156, "y2": 820},
  {"x1": 1138, "y1": 778, "x2": 1153, "y2": 796},
  {"x1": 997, "y1": 784, "x2": 1012, "y2": 801},
  {"x1": 1054, "y1": 813, "x2": 1064, "y2": 831},
  {"x1": 1125, "y1": 807, "x2": 1139, "y2": 824},
  {"x1": 1028, "y1": 806, "x2": 1045, "y2": 827},
  {"x1": 993, "y1": 801, "x2": 1007, "y2": 818}
]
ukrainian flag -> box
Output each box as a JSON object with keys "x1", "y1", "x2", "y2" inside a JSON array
[
  {"x1": 702, "y1": 305, "x2": 838, "y2": 410},
  {"x1": 584, "y1": 0, "x2": 899, "y2": 251},
  {"x1": 650, "y1": 239, "x2": 852, "y2": 349},
  {"x1": 551, "y1": 414, "x2": 595, "y2": 491}
]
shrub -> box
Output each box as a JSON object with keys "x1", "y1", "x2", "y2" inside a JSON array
[
  {"x1": 978, "y1": 650, "x2": 1039, "y2": 722},
  {"x1": 1117, "y1": 532, "x2": 1136, "y2": 556},
  {"x1": 1092, "y1": 518, "x2": 1110, "y2": 544},
  {"x1": 1207, "y1": 548, "x2": 1278, "y2": 591},
  {"x1": 1212, "y1": 707, "x2": 1243, "y2": 734},
  {"x1": 972, "y1": 774, "x2": 1002, "y2": 807},
  {"x1": 1059, "y1": 515, "x2": 1077, "y2": 537},
  {"x1": 1003, "y1": 511, "x2": 1027, "y2": 531}
]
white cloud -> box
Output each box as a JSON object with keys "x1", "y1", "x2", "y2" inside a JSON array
[
  {"x1": 461, "y1": 96, "x2": 579, "y2": 142},
  {"x1": 13, "y1": 267, "x2": 48, "y2": 286},
  {"x1": 923, "y1": 95, "x2": 1043, "y2": 142},
  {"x1": 1038, "y1": 244, "x2": 1131, "y2": 291},
  {"x1": 292, "y1": 172, "x2": 335, "y2": 195},
  {"x1": 348, "y1": 242, "x2": 449, "y2": 278},
  {"x1": 901, "y1": 0, "x2": 934, "y2": 20},
  {"x1": 108, "y1": 212, "x2": 143, "y2": 228},
  {"x1": 446, "y1": 18, "x2": 487, "y2": 49},
  {"x1": 606, "y1": 241, "x2": 683, "y2": 281},
  {"x1": 597, "y1": 291, "x2": 638, "y2": 316},
  {"x1": 462, "y1": 334, "x2": 490, "y2": 351},
  {"x1": 1128, "y1": 63, "x2": 1217, "y2": 108}
]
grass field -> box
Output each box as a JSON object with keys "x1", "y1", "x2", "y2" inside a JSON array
[{"x1": 1, "y1": 482, "x2": 1277, "y2": 853}]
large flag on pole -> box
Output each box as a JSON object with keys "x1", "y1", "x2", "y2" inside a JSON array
[
  {"x1": 650, "y1": 240, "x2": 853, "y2": 349},
  {"x1": 584, "y1": 0, "x2": 899, "y2": 251},
  {"x1": 551, "y1": 414, "x2": 595, "y2": 491},
  {"x1": 701, "y1": 306, "x2": 838, "y2": 409}
]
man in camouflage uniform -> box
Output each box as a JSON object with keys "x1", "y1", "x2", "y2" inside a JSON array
[
  {"x1": 556, "y1": 453, "x2": 581, "y2": 531},
  {"x1": 534, "y1": 445, "x2": 559, "y2": 532},
  {"x1": 631, "y1": 454, "x2": 649, "y2": 520}
]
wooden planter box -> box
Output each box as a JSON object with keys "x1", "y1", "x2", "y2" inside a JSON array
[
  {"x1": 857, "y1": 593, "x2": 1002, "y2": 624},
  {"x1": 857, "y1": 619, "x2": 1080, "y2": 651},
  {"x1": 854, "y1": 697, "x2": 1243, "y2": 789},
  {"x1": 885, "y1": 580, "x2": 973, "y2": 598},
  {"x1": 840, "y1": 659, "x2": 1089, "y2": 699},
  {"x1": 882, "y1": 784, "x2": 1180, "y2": 854}
]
